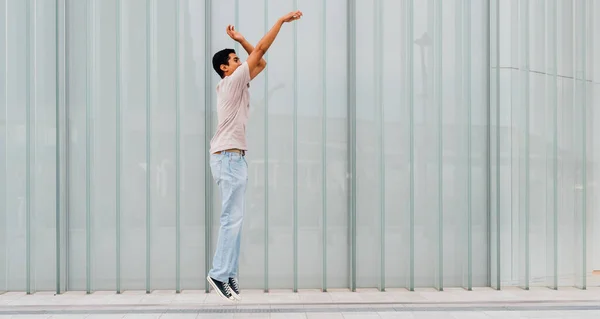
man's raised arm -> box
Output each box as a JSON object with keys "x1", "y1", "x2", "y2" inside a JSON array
[{"x1": 246, "y1": 10, "x2": 302, "y2": 79}]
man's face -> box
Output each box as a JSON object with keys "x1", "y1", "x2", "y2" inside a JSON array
[{"x1": 220, "y1": 53, "x2": 242, "y2": 76}]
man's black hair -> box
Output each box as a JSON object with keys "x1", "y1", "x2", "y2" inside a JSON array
[{"x1": 212, "y1": 48, "x2": 236, "y2": 79}]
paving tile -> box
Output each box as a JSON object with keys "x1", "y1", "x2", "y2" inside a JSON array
[
  {"x1": 342, "y1": 312, "x2": 381, "y2": 318},
  {"x1": 195, "y1": 315, "x2": 233, "y2": 319},
  {"x1": 483, "y1": 311, "x2": 530, "y2": 318},
  {"x1": 306, "y1": 314, "x2": 344, "y2": 319},
  {"x1": 448, "y1": 312, "x2": 492, "y2": 319},
  {"x1": 269, "y1": 314, "x2": 307, "y2": 319},
  {"x1": 232, "y1": 314, "x2": 269, "y2": 318},
  {"x1": 121, "y1": 315, "x2": 162, "y2": 319},
  {"x1": 410, "y1": 312, "x2": 456, "y2": 319},
  {"x1": 157, "y1": 314, "x2": 198, "y2": 319},
  {"x1": 377, "y1": 313, "x2": 415, "y2": 319}
]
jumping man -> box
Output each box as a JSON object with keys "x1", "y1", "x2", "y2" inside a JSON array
[{"x1": 207, "y1": 10, "x2": 303, "y2": 302}]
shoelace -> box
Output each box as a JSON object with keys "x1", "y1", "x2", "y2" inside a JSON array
[
  {"x1": 230, "y1": 278, "x2": 239, "y2": 292},
  {"x1": 223, "y1": 282, "x2": 232, "y2": 295}
]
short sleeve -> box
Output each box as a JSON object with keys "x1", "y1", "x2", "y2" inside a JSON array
[{"x1": 226, "y1": 61, "x2": 250, "y2": 89}]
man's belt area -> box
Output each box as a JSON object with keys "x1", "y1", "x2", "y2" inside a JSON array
[{"x1": 215, "y1": 149, "x2": 245, "y2": 156}]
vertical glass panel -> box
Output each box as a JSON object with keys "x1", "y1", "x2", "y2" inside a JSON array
[
  {"x1": 584, "y1": 0, "x2": 596, "y2": 288},
  {"x1": 509, "y1": 0, "x2": 521, "y2": 288},
  {"x1": 179, "y1": 0, "x2": 206, "y2": 291},
  {"x1": 0, "y1": 0, "x2": 8, "y2": 293},
  {"x1": 497, "y1": 0, "x2": 515, "y2": 287},
  {"x1": 236, "y1": 0, "x2": 265, "y2": 289},
  {"x1": 120, "y1": 0, "x2": 148, "y2": 290},
  {"x1": 545, "y1": 0, "x2": 558, "y2": 289},
  {"x1": 354, "y1": 0, "x2": 380, "y2": 289},
  {"x1": 324, "y1": 0, "x2": 349, "y2": 290},
  {"x1": 150, "y1": 0, "x2": 177, "y2": 290},
  {"x1": 32, "y1": 0, "x2": 58, "y2": 292},
  {"x1": 517, "y1": 0, "x2": 530, "y2": 290},
  {"x1": 499, "y1": 68, "x2": 513, "y2": 285},
  {"x1": 557, "y1": 77, "x2": 575, "y2": 287},
  {"x1": 527, "y1": 0, "x2": 546, "y2": 288},
  {"x1": 296, "y1": 0, "x2": 324, "y2": 290},
  {"x1": 382, "y1": 0, "x2": 410, "y2": 290},
  {"x1": 591, "y1": 0, "x2": 600, "y2": 287},
  {"x1": 90, "y1": 0, "x2": 117, "y2": 292},
  {"x1": 208, "y1": 0, "x2": 232, "y2": 289},
  {"x1": 66, "y1": 0, "x2": 87, "y2": 291},
  {"x1": 432, "y1": 0, "x2": 443, "y2": 291},
  {"x1": 4, "y1": 0, "x2": 29, "y2": 292},
  {"x1": 470, "y1": 0, "x2": 489, "y2": 288},
  {"x1": 265, "y1": 0, "x2": 295, "y2": 290},
  {"x1": 556, "y1": 0, "x2": 575, "y2": 287},
  {"x1": 413, "y1": 0, "x2": 440, "y2": 289},
  {"x1": 489, "y1": 0, "x2": 501, "y2": 290},
  {"x1": 573, "y1": 0, "x2": 586, "y2": 289},
  {"x1": 443, "y1": 0, "x2": 468, "y2": 288},
  {"x1": 208, "y1": 0, "x2": 230, "y2": 290},
  {"x1": 57, "y1": 0, "x2": 68, "y2": 294}
]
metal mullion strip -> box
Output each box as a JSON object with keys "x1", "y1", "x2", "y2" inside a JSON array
[
  {"x1": 3, "y1": 0, "x2": 9, "y2": 294},
  {"x1": 321, "y1": 0, "x2": 327, "y2": 293},
  {"x1": 464, "y1": 0, "x2": 473, "y2": 291},
  {"x1": 455, "y1": 0, "x2": 463, "y2": 290},
  {"x1": 579, "y1": 0, "x2": 587, "y2": 290},
  {"x1": 31, "y1": 0, "x2": 38, "y2": 294},
  {"x1": 551, "y1": 0, "x2": 558, "y2": 291},
  {"x1": 25, "y1": 0, "x2": 32, "y2": 295},
  {"x1": 375, "y1": 0, "x2": 385, "y2": 292},
  {"x1": 85, "y1": 0, "x2": 93, "y2": 295},
  {"x1": 292, "y1": 0, "x2": 298, "y2": 294},
  {"x1": 115, "y1": 0, "x2": 122, "y2": 295},
  {"x1": 55, "y1": 0, "x2": 65, "y2": 295},
  {"x1": 346, "y1": 0, "x2": 356, "y2": 292},
  {"x1": 54, "y1": 0, "x2": 59, "y2": 295},
  {"x1": 522, "y1": 0, "x2": 530, "y2": 291},
  {"x1": 145, "y1": 0, "x2": 152, "y2": 294},
  {"x1": 175, "y1": 0, "x2": 181, "y2": 294},
  {"x1": 435, "y1": 0, "x2": 443, "y2": 291},
  {"x1": 494, "y1": 0, "x2": 502, "y2": 291},
  {"x1": 204, "y1": 0, "x2": 212, "y2": 294},
  {"x1": 263, "y1": 0, "x2": 269, "y2": 293},
  {"x1": 485, "y1": 0, "x2": 491, "y2": 290},
  {"x1": 407, "y1": 0, "x2": 415, "y2": 292},
  {"x1": 64, "y1": 0, "x2": 71, "y2": 292}
]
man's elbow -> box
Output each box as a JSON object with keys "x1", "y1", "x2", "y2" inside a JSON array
[
  {"x1": 253, "y1": 47, "x2": 267, "y2": 58},
  {"x1": 260, "y1": 59, "x2": 267, "y2": 67}
]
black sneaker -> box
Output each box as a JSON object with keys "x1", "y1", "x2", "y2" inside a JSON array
[
  {"x1": 229, "y1": 277, "x2": 241, "y2": 300},
  {"x1": 206, "y1": 276, "x2": 235, "y2": 302}
]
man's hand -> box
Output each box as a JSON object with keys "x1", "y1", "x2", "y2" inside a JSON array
[
  {"x1": 228, "y1": 24, "x2": 267, "y2": 79},
  {"x1": 226, "y1": 25, "x2": 245, "y2": 42},
  {"x1": 280, "y1": 10, "x2": 303, "y2": 23},
  {"x1": 246, "y1": 10, "x2": 303, "y2": 80}
]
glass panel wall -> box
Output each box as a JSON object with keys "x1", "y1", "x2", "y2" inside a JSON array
[
  {"x1": 1, "y1": 0, "x2": 598, "y2": 292},
  {"x1": 491, "y1": 0, "x2": 599, "y2": 288}
]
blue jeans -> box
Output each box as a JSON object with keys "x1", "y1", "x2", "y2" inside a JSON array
[{"x1": 208, "y1": 151, "x2": 247, "y2": 282}]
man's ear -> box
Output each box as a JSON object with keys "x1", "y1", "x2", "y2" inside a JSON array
[{"x1": 220, "y1": 64, "x2": 228, "y2": 73}]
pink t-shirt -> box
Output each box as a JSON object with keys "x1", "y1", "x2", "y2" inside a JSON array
[{"x1": 209, "y1": 62, "x2": 251, "y2": 154}]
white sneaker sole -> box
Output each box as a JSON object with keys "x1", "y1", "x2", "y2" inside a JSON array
[
  {"x1": 206, "y1": 276, "x2": 236, "y2": 302},
  {"x1": 231, "y1": 290, "x2": 241, "y2": 301}
]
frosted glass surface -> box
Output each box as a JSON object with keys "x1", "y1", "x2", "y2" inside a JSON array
[{"x1": 0, "y1": 0, "x2": 598, "y2": 292}]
